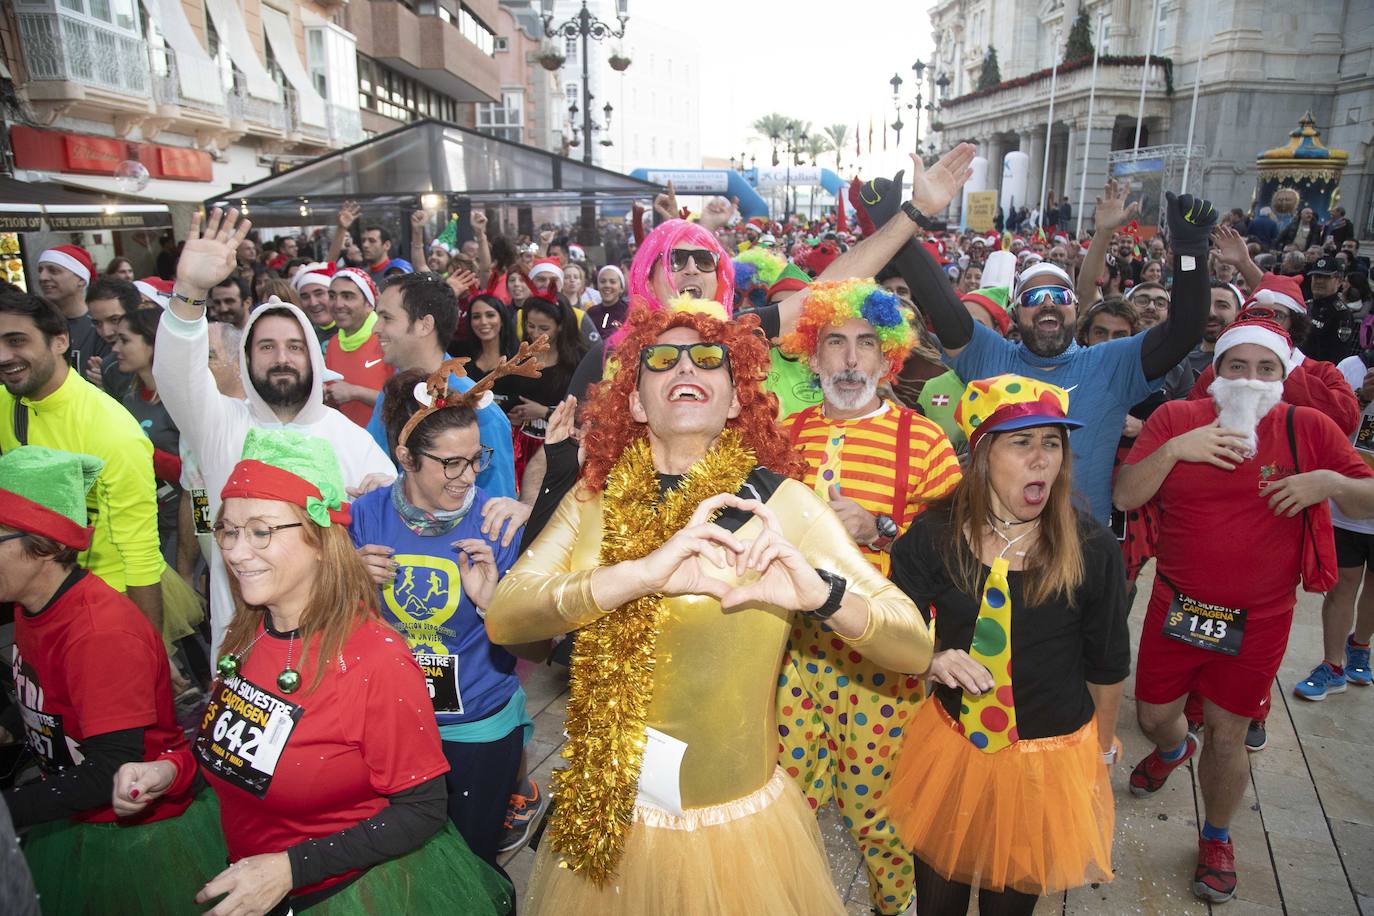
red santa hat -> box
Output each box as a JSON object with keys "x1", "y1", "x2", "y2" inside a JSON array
[
  {"x1": 38, "y1": 245, "x2": 95, "y2": 285},
  {"x1": 1213, "y1": 310, "x2": 1296, "y2": 377},
  {"x1": 134, "y1": 276, "x2": 173, "y2": 307},
  {"x1": 293, "y1": 261, "x2": 336, "y2": 292},
  {"x1": 332, "y1": 267, "x2": 377, "y2": 307},
  {"x1": 961, "y1": 291, "x2": 1011, "y2": 336},
  {"x1": 528, "y1": 257, "x2": 564, "y2": 288},
  {"x1": 1244, "y1": 272, "x2": 1307, "y2": 315}
]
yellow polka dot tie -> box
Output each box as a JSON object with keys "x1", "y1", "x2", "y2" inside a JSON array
[
  {"x1": 959, "y1": 556, "x2": 1019, "y2": 752},
  {"x1": 813, "y1": 426, "x2": 845, "y2": 498}
]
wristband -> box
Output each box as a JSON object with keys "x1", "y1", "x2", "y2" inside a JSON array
[
  {"x1": 901, "y1": 201, "x2": 935, "y2": 229},
  {"x1": 169, "y1": 290, "x2": 207, "y2": 310}
]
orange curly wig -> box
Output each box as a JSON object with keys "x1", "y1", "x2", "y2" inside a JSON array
[{"x1": 579, "y1": 305, "x2": 807, "y2": 492}]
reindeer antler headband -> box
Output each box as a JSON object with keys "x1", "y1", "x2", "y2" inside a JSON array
[{"x1": 398, "y1": 335, "x2": 550, "y2": 448}]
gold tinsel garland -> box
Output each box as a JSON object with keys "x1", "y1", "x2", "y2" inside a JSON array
[{"x1": 547, "y1": 429, "x2": 756, "y2": 885}]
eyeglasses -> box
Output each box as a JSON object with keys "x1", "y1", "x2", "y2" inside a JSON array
[
  {"x1": 1018, "y1": 286, "x2": 1074, "y2": 308},
  {"x1": 639, "y1": 343, "x2": 732, "y2": 376},
  {"x1": 213, "y1": 520, "x2": 303, "y2": 550},
  {"x1": 668, "y1": 248, "x2": 719, "y2": 273},
  {"x1": 0, "y1": 532, "x2": 27, "y2": 546},
  {"x1": 416, "y1": 446, "x2": 494, "y2": 480},
  {"x1": 1130, "y1": 294, "x2": 1171, "y2": 310},
  {"x1": 1243, "y1": 305, "x2": 1292, "y2": 326}
]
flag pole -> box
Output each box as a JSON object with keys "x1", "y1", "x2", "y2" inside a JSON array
[
  {"x1": 1037, "y1": 29, "x2": 1061, "y2": 230},
  {"x1": 1134, "y1": 0, "x2": 1162, "y2": 150},
  {"x1": 1180, "y1": 0, "x2": 1209, "y2": 192},
  {"x1": 1076, "y1": 13, "x2": 1106, "y2": 238}
]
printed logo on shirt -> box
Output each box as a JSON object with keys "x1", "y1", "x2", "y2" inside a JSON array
[
  {"x1": 364, "y1": 358, "x2": 384, "y2": 368},
  {"x1": 385, "y1": 555, "x2": 463, "y2": 653},
  {"x1": 1257, "y1": 462, "x2": 1297, "y2": 493}
]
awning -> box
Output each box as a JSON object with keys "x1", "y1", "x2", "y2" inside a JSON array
[
  {"x1": 0, "y1": 176, "x2": 173, "y2": 231},
  {"x1": 260, "y1": 7, "x2": 327, "y2": 128},
  {"x1": 46, "y1": 171, "x2": 229, "y2": 204},
  {"x1": 140, "y1": 0, "x2": 224, "y2": 106},
  {"x1": 205, "y1": 0, "x2": 280, "y2": 103}
]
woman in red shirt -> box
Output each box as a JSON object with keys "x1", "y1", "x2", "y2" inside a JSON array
[
  {"x1": 0, "y1": 444, "x2": 224, "y2": 913},
  {"x1": 114, "y1": 428, "x2": 512, "y2": 915}
]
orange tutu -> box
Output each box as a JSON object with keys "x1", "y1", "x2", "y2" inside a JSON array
[
  {"x1": 885, "y1": 698, "x2": 1114, "y2": 896},
  {"x1": 523, "y1": 767, "x2": 846, "y2": 915}
]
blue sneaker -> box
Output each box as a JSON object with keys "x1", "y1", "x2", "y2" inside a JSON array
[
  {"x1": 1294, "y1": 661, "x2": 1348, "y2": 701},
  {"x1": 1346, "y1": 641, "x2": 1373, "y2": 687}
]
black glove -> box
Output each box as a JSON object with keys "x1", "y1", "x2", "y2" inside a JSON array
[
  {"x1": 856, "y1": 169, "x2": 905, "y2": 232},
  {"x1": 1164, "y1": 191, "x2": 1217, "y2": 257}
]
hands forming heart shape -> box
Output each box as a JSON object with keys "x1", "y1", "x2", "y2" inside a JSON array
[{"x1": 639, "y1": 493, "x2": 830, "y2": 614}]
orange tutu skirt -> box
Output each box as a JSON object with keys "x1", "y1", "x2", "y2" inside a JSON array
[
  {"x1": 885, "y1": 698, "x2": 1115, "y2": 896},
  {"x1": 523, "y1": 767, "x2": 846, "y2": 916}
]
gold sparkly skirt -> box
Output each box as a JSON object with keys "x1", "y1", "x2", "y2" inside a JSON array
[{"x1": 523, "y1": 767, "x2": 846, "y2": 916}]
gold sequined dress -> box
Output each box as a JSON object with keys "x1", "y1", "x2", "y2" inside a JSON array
[{"x1": 487, "y1": 476, "x2": 933, "y2": 916}]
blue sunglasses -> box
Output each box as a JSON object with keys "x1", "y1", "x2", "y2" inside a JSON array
[{"x1": 1018, "y1": 285, "x2": 1075, "y2": 308}]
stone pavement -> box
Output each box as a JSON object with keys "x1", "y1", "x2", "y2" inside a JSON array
[{"x1": 503, "y1": 560, "x2": 1373, "y2": 915}]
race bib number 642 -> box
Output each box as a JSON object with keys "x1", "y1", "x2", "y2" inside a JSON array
[{"x1": 194, "y1": 674, "x2": 303, "y2": 798}]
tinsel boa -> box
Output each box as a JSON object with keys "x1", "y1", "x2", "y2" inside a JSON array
[{"x1": 547, "y1": 430, "x2": 756, "y2": 885}]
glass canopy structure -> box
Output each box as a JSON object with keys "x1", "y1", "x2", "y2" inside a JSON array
[{"x1": 207, "y1": 118, "x2": 661, "y2": 249}]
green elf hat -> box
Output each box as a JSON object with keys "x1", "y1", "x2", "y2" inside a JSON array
[
  {"x1": 0, "y1": 445, "x2": 103, "y2": 549},
  {"x1": 960, "y1": 285, "x2": 1012, "y2": 336},
  {"x1": 766, "y1": 262, "x2": 812, "y2": 302},
  {"x1": 433, "y1": 216, "x2": 459, "y2": 254},
  {"x1": 220, "y1": 428, "x2": 351, "y2": 527}
]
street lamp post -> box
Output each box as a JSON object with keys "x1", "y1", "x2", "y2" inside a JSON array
[
  {"x1": 542, "y1": 1, "x2": 629, "y2": 165},
  {"x1": 890, "y1": 61, "x2": 948, "y2": 161}
]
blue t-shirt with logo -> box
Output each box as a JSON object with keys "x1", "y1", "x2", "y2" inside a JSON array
[
  {"x1": 947, "y1": 321, "x2": 1158, "y2": 522},
  {"x1": 348, "y1": 484, "x2": 521, "y2": 726}
]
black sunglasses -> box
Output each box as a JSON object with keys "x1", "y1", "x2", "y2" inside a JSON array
[{"x1": 668, "y1": 249, "x2": 719, "y2": 273}]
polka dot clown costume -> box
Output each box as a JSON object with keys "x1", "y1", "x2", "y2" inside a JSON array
[{"x1": 776, "y1": 279, "x2": 963, "y2": 915}]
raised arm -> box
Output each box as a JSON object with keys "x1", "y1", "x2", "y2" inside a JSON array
[
  {"x1": 327, "y1": 201, "x2": 360, "y2": 265},
  {"x1": 1211, "y1": 225, "x2": 1264, "y2": 290},
  {"x1": 470, "y1": 211, "x2": 492, "y2": 286},
  {"x1": 408, "y1": 210, "x2": 428, "y2": 269},
  {"x1": 774, "y1": 145, "x2": 976, "y2": 337},
  {"x1": 1077, "y1": 179, "x2": 1140, "y2": 306},
  {"x1": 1138, "y1": 193, "x2": 1218, "y2": 380}
]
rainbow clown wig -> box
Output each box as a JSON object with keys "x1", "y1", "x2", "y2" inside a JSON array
[{"x1": 780, "y1": 278, "x2": 915, "y2": 381}]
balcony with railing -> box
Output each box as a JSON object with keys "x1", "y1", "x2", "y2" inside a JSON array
[
  {"x1": 148, "y1": 46, "x2": 228, "y2": 123},
  {"x1": 328, "y1": 104, "x2": 365, "y2": 148},
  {"x1": 285, "y1": 87, "x2": 332, "y2": 145},
  {"x1": 227, "y1": 72, "x2": 288, "y2": 135},
  {"x1": 17, "y1": 9, "x2": 151, "y2": 105}
]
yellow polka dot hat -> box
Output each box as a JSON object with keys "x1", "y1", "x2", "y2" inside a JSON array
[{"x1": 955, "y1": 374, "x2": 1084, "y2": 450}]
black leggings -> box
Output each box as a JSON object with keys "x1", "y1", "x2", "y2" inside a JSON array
[
  {"x1": 440, "y1": 726, "x2": 525, "y2": 867},
  {"x1": 914, "y1": 858, "x2": 1040, "y2": 916}
]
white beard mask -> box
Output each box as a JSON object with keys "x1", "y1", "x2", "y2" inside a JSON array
[
  {"x1": 1207, "y1": 375, "x2": 1286, "y2": 457},
  {"x1": 819, "y1": 369, "x2": 880, "y2": 412}
]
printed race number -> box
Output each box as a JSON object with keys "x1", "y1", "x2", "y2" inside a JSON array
[
  {"x1": 1162, "y1": 592, "x2": 1246, "y2": 656},
  {"x1": 416, "y1": 653, "x2": 463, "y2": 715},
  {"x1": 195, "y1": 674, "x2": 302, "y2": 798}
]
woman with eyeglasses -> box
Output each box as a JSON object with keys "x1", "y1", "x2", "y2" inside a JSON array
[
  {"x1": 347, "y1": 368, "x2": 544, "y2": 873},
  {"x1": 113, "y1": 428, "x2": 513, "y2": 916}
]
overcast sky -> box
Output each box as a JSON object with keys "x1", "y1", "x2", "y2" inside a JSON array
[{"x1": 679, "y1": 0, "x2": 941, "y2": 180}]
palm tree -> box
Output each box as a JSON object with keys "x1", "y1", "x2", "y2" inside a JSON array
[
  {"x1": 753, "y1": 113, "x2": 792, "y2": 165},
  {"x1": 823, "y1": 123, "x2": 849, "y2": 171},
  {"x1": 805, "y1": 134, "x2": 831, "y2": 166}
]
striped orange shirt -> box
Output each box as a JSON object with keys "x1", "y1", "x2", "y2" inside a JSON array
[{"x1": 786, "y1": 401, "x2": 961, "y2": 575}]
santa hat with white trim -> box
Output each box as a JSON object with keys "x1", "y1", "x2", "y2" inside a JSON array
[
  {"x1": 38, "y1": 245, "x2": 95, "y2": 285},
  {"x1": 134, "y1": 276, "x2": 173, "y2": 308},
  {"x1": 1244, "y1": 272, "x2": 1307, "y2": 315},
  {"x1": 332, "y1": 267, "x2": 377, "y2": 307},
  {"x1": 293, "y1": 261, "x2": 337, "y2": 293},
  {"x1": 1212, "y1": 309, "x2": 1296, "y2": 377},
  {"x1": 528, "y1": 257, "x2": 564, "y2": 288}
]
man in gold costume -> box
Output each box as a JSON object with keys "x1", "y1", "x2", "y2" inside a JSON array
[{"x1": 486, "y1": 301, "x2": 932, "y2": 915}]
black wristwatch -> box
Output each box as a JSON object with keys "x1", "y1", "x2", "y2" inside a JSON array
[
  {"x1": 804, "y1": 568, "x2": 848, "y2": 621},
  {"x1": 901, "y1": 201, "x2": 934, "y2": 229}
]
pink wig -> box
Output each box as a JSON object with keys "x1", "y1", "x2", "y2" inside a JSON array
[{"x1": 611, "y1": 219, "x2": 734, "y2": 348}]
